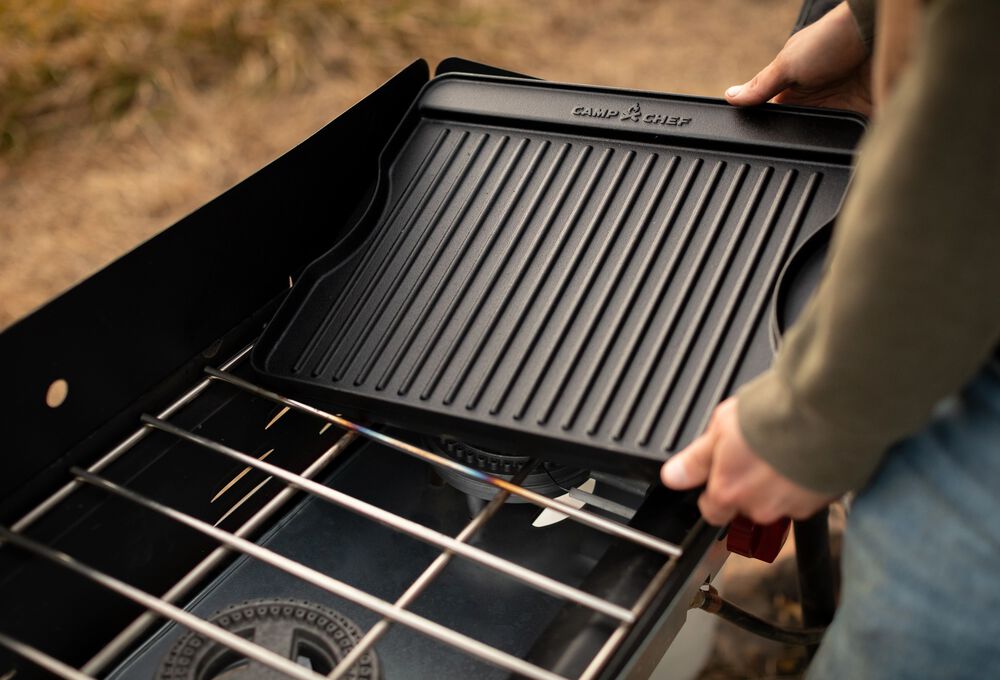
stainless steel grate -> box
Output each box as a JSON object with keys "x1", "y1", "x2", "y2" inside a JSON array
[
  {"x1": 0, "y1": 343, "x2": 686, "y2": 680},
  {"x1": 0, "y1": 633, "x2": 93, "y2": 680}
]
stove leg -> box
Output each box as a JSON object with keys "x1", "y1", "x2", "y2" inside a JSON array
[{"x1": 793, "y1": 508, "x2": 837, "y2": 659}]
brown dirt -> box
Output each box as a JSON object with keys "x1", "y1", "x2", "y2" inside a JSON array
[{"x1": 0, "y1": 0, "x2": 800, "y2": 329}]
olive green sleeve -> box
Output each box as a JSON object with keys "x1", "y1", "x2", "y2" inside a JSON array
[
  {"x1": 737, "y1": 0, "x2": 1000, "y2": 495},
  {"x1": 846, "y1": 0, "x2": 877, "y2": 50}
]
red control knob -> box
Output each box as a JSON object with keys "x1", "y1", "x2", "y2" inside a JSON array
[{"x1": 726, "y1": 515, "x2": 792, "y2": 563}]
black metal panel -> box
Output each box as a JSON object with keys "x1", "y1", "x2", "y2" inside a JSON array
[
  {"x1": 435, "y1": 57, "x2": 536, "y2": 80},
  {"x1": 0, "y1": 60, "x2": 430, "y2": 510}
]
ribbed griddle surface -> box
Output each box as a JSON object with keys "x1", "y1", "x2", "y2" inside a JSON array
[{"x1": 254, "y1": 75, "x2": 861, "y2": 473}]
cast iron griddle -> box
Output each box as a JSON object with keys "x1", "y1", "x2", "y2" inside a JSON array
[{"x1": 253, "y1": 73, "x2": 862, "y2": 475}]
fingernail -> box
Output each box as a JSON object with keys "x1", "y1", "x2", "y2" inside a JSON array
[
  {"x1": 662, "y1": 457, "x2": 687, "y2": 488},
  {"x1": 725, "y1": 85, "x2": 742, "y2": 98}
]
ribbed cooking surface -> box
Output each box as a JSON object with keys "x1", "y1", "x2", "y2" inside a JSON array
[{"x1": 256, "y1": 76, "x2": 858, "y2": 470}]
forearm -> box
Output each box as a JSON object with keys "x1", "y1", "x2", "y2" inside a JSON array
[{"x1": 738, "y1": 0, "x2": 1000, "y2": 495}]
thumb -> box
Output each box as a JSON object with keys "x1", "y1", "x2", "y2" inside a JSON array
[
  {"x1": 661, "y1": 431, "x2": 716, "y2": 490},
  {"x1": 725, "y1": 59, "x2": 793, "y2": 106}
]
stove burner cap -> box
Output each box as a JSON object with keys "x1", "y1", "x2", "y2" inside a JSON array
[
  {"x1": 427, "y1": 436, "x2": 589, "y2": 503},
  {"x1": 156, "y1": 599, "x2": 379, "y2": 680}
]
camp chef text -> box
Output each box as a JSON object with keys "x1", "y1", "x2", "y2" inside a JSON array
[{"x1": 571, "y1": 103, "x2": 692, "y2": 127}]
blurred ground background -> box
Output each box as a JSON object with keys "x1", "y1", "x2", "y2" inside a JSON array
[
  {"x1": 0, "y1": 0, "x2": 803, "y2": 329},
  {"x1": 0, "y1": 1, "x2": 831, "y2": 678}
]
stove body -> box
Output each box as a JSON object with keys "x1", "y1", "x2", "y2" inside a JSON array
[{"x1": 0, "y1": 60, "x2": 746, "y2": 680}]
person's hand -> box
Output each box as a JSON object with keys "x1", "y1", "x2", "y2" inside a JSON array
[
  {"x1": 660, "y1": 398, "x2": 833, "y2": 526},
  {"x1": 725, "y1": 1, "x2": 872, "y2": 116}
]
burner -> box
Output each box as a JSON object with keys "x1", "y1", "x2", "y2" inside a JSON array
[
  {"x1": 426, "y1": 436, "x2": 590, "y2": 503},
  {"x1": 156, "y1": 599, "x2": 380, "y2": 680}
]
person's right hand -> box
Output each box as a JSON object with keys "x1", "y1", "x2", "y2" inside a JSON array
[{"x1": 725, "y1": 2, "x2": 872, "y2": 116}]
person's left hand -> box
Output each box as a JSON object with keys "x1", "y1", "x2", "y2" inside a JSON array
[{"x1": 660, "y1": 397, "x2": 833, "y2": 526}]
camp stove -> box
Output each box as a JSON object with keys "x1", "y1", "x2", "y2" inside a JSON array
[{"x1": 0, "y1": 57, "x2": 862, "y2": 680}]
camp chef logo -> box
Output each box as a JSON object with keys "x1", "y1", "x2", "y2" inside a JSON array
[
  {"x1": 620, "y1": 102, "x2": 643, "y2": 122},
  {"x1": 571, "y1": 101, "x2": 692, "y2": 127}
]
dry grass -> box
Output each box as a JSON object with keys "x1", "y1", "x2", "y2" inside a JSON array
[{"x1": 0, "y1": 0, "x2": 485, "y2": 154}]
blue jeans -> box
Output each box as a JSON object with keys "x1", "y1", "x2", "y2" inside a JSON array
[{"x1": 808, "y1": 360, "x2": 1000, "y2": 680}]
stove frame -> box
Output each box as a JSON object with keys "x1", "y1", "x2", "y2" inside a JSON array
[{"x1": 0, "y1": 59, "x2": 729, "y2": 680}]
